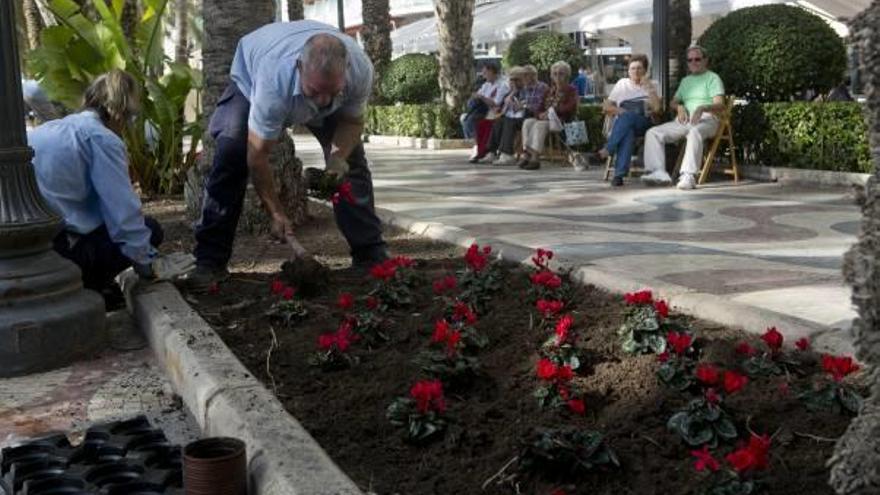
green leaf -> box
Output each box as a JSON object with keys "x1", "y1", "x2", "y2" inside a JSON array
[{"x1": 715, "y1": 417, "x2": 738, "y2": 439}]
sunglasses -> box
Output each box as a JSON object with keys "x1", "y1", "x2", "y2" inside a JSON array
[{"x1": 687, "y1": 57, "x2": 703, "y2": 62}]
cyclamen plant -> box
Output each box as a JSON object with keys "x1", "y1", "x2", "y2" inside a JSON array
[
  {"x1": 540, "y1": 314, "x2": 583, "y2": 371},
  {"x1": 798, "y1": 353, "x2": 862, "y2": 415},
  {"x1": 667, "y1": 363, "x2": 748, "y2": 447},
  {"x1": 691, "y1": 433, "x2": 772, "y2": 495},
  {"x1": 415, "y1": 318, "x2": 480, "y2": 386},
  {"x1": 369, "y1": 256, "x2": 418, "y2": 308},
  {"x1": 519, "y1": 427, "x2": 619, "y2": 476},
  {"x1": 534, "y1": 358, "x2": 586, "y2": 415},
  {"x1": 527, "y1": 248, "x2": 573, "y2": 303},
  {"x1": 266, "y1": 279, "x2": 308, "y2": 327},
  {"x1": 386, "y1": 379, "x2": 448, "y2": 443},
  {"x1": 336, "y1": 292, "x2": 389, "y2": 346},
  {"x1": 618, "y1": 289, "x2": 685, "y2": 355},
  {"x1": 736, "y1": 327, "x2": 800, "y2": 378},
  {"x1": 457, "y1": 243, "x2": 502, "y2": 312},
  {"x1": 309, "y1": 320, "x2": 359, "y2": 370},
  {"x1": 657, "y1": 330, "x2": 698, "y2": 391}
]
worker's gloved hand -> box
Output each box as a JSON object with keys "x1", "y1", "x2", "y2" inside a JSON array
[
  {"x1": 325, "y1": 155, "x2": 350, "y2": 177},
  {"x1": 134, "y1": 252, "x2": 196, "y2": 281}
]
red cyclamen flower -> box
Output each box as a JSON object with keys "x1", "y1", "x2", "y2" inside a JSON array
[
  {"x1": 705, "y1": 387, "x2": 720, "y2": 405},
  {"x1": 536, "y1": 299, "x2": 565, "y2": 317},
  {"x1": 281, "y1": 286, "x2": 295, "y2": 300},
  {"x1": 555, "y1": 314, "x2": 574, "y2": 346},
  {"x1": 821, "y1": 354, "x2": 860, "y2": 382},
  {"x1": 795, "y1": 337, "x2": 810, "y2": 351},
  {"x1": 464, "y1": 243, "x2": 489, "y2": 272},
  {"x1": 536, "y1": 358, "x2": 557, "y2": 380},
  {"x1": 761, "y1": 327, "x2": 783, "y2": 352},
  {"x1": 331, "y1": 181, "x2": 355, "y2": 205},
  {"x1": 735, "y1": 341, "x2": 756, "y2": 356},
  {"x1": 366, "y1": 296, "x2": 380, "y2": 310},
  {"x1": 446, "y1": 330, "x2": 461, "y2": 354},
  {"x1": 567, "y1": 398, "x2": 586, "y2": 415},
  {"x1": 695, "y1": 363, "x2": 720, "y2": 385},
  {"x1": 317, "y1": 333, "x2": 336, "y2": 350},
  {"x1": 624, "y1": 289, "x2": 653, "y2": 305},
  {"x1": 452, "y1": 301, "x2": 477, "y2": 325},
  {"x1": 691, "y1": 445, "x2": 720, "y2": 472},
  {"x1": 657, "y1": 351, "x2": 670, "y2": 363},
  {"x1": 725, "y1": 433, "x2": 771, "y2": 473},
  {"x1": 409, "y1": 379, "x2": 446, "y2": 414},
  {"x1": 431, "y1": 319, "x2": 450, "y2": 343},
  {"x1": 531, "y1": 248, "x2": 554, "y2": 269},
  {"x1": 270, "y1": 279, "x2": 285, "y2": 295},
  {"x1": 337, "y1": 292, "x2": 354, "y2": 310},
  {"x1": 723, "y1": 371, "x2": 748, "y2": 395},
  {"x1": 432, "y1": 274, "x2": 458, "y2": 295},
  {"x1": 369, "y1": 261, "x2": 397, "y2": 281},
  {"x1": 666, "y1": 331, "x2": 692, "y2": 355},
  {"x1": 556, "y1": 365, "x2": 574, "y2": 382},
  {"x1": 530, "y1": 270, "x2": 562, "y2": 289},
  {"x1": 654, "y1": 299, "x2": 669, "y2": 318}
]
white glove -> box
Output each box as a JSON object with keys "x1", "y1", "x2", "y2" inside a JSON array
[
  {"x1": 139, "y1": 252, "x2": 196, "y2": 281},
  {"x1": 325, "y1": 155, "x2": 350, "y2": 176}
]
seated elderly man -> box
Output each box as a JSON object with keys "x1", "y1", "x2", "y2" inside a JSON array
[
  {"x1": 462, "y1": 63, "x2": 507, "y2": 160},
  {"x1": 480, "y1": 65, "x2": 548, "y2": 166},
  {"x1": 642, "y1": 45, "x2": 725, "y2": 190}
]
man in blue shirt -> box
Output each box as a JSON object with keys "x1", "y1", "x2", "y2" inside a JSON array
[
  {"x1": 29, "y1": 70, "x2": 194, "y2": 308},
  {"x1": 189, "y1": 20, "x2": 387, "y2": 288}
]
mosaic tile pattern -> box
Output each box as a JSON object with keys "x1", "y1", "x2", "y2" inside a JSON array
[{"x1": 296, "y1": 137, "x2": 860, "y2": 339}]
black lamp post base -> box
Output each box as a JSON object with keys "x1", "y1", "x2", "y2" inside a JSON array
[{"x1": 0, "y1": 250, "x2": 107, "y2": 378}]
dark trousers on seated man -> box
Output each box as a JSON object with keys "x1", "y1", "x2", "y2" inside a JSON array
[
  {"x1": 194, "y1": 82, "x2": 387, "y2": 273},
  {"x1": 53, "y1": 217, "x2": 163, "y2": 293},
  {"x1": 486, "y1": 116, "x2": 524, "y2": 158}
]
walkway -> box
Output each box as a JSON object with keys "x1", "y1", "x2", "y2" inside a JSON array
[{"x1": 295, "y1": 137, "x2": 860, "y2": 354}]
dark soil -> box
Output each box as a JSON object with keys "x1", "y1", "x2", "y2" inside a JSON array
[{"x1": 152, "y1": 199, "x2": 855, "y2": 495}]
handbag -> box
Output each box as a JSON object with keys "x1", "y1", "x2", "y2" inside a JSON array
[
  {"x1": 547, "y1": 107, "x2": 563, "y2": 132},
  {"x1": 563, "y1": 120, "x2": 588, "y2": 147}
]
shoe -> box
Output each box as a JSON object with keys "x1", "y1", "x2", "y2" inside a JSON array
[
  {"x1": 479, "y1": 153, "x2": 497, "y2": 164},
  {"x1": 100, "y1": 283, "x2": 126, "y2": 312},
  {"x1": 611, "y1": 176, "x2": 624, "y2": 187},
  {"x1": 468, "y1": 145, "x2": 479, "y2": 160},
  {"x1": 676, "y1": 174, "x2": 696, "y2": 190},
  {"x1": 521, "y1": 160, "x2": 541, "y2": 170},
  {"x1": 494, "y1": 153, "x2": 515, "y2": 166},
  {"x1": 641, "y1": 170, "x2": 673, "y2": 185},
  {"x1": 469, "y1": 153, "x2": 486, "y2": 164},
  {"x1": 516, "y1": 157, "x2": 531, "y2": 169},
  {"x1": 180, "y1": 265, "x2": 230, "y2": 292},
  {"x1": 352, "y1": 248, "x2": 390, "y2": 272}
]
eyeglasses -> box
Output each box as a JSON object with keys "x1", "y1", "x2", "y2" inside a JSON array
[{"x1": 687, "y1": 57, "x2": 703, "y2": 62}]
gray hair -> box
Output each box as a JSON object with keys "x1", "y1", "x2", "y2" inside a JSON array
[
  {"x1": 687, "y1": 44, "x2": 708, "y2": 59},
  {"x1": 302, "y1": 33, "x2": 348, "y2": 77},
  {"x1": 82, "y1": 69, "x2": 140, "y2": 128},
  {"x1": 550, "y1": 61, "x2": 571, "y2": 79}
]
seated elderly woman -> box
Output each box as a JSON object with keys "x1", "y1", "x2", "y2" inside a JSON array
[
  {"x1": 518, "y1": 61, "x2": 579, "y2": 170},
  {"x1": 28, "y1": 70, "x2": 194, "y2": 308},
  {"x1": 474, "y1": 66, "x2": 527, "y2": 164},
  {"x1": 588, "y1": 54, "x2": 661, "y2": 186}
]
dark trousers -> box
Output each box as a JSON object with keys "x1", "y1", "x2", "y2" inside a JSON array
[
  {"x1": 53, "y1": 217, "x2": 164, "y2": 291},
  {"x1": 606, "y1": 111, "x2": 652, "y2": 179},
  {"x1": 487, "y1": 116, "x2": 523, "y2": 155},
  {"x1": 194, "y1": 83, "x2": 386, "y2": 269}
]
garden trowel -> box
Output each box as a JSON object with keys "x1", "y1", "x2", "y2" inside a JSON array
[{"x1": 281, "y1": 233, "x2": 330, "y2": 297}]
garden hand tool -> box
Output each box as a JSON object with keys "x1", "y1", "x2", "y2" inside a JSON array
[{"x1": 281, "y1": 233, "x2": 330, "y2": 297}]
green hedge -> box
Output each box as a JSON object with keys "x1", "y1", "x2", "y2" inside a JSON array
[
  {"x1": 380, "y1": 54, "x2": 440, "y2": 104},
  {"x1": 365, "y1": 104, "x2": 460, "y2": 139},
  {"x1": 733, "y1": 101, "x2": 871, "y2": 173},
  {"x1": 504, "y1": 31, "x2": 584, "y2": 81}
]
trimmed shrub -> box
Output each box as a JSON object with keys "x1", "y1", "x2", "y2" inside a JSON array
[
  {"x1": 365, "y1": 104, "x2": 460, "y2": 139},
  {"x1": 505, "y1": 32, "x2": 584, "y2": 81},
  {"x1": 699, "y1": 5, "x2": 846, "y2": 102},
  {"x1": 380, "y1": 54, "x2": 440, "y2": 104},
  {"x1": 733, "y1": 102, "x2": 871, "y2": 173}
]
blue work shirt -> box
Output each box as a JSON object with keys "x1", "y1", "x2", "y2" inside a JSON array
[
  {"x1": 230, "y1": 20, "x2": 374, "y2": 141},
  {"x1": 28, "y1": 110, "x2": 156, "y2": 265}
]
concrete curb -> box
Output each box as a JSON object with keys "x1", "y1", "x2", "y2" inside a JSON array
[
  {"x1": 740, "y1": 164, "x2": 869, "y2": 188},
  {"x1": 128, "y1": 277, "x2": 362, "y2": 495},
  {"x1": 374, "y1": 206, "x2": 855, "y2": 356},
  {"x1": 365, "y1": 135, "x2": 471, "y2": 150}
]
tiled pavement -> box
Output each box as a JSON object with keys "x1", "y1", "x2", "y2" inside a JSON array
[
  {"x1": 295, "y1": 136, "x2": 860, "y2": 351},
  {"x1": 0, "y1": 311, "x2": 199, "y2": 448}
]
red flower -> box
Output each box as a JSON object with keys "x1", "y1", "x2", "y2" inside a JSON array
[
  {"x1": 409, "y1": 379, "x2": 446, "y2": 414},
  {"x1": 332, "y1": 180, "x2": 355, "y2": 205},
  {"x1": 705, "y1": 387, "x2": 720, "y2": 405},
  {"x1": 531, "y1": 248, "x2": 554, "y2": 269},
  {"x1": 207, "y1": 282, "x2": 220, "y2": 295},
  {"x1": 536, "y1": 299, "x2": 565, "y2": 317},
  {"x1": 696, "y1": 363, "x2": 720, "y2": 385},
  {"x1": 761, "y1": 327, "x2": 783, "y2": 352},
  {"x1": 432, "y1": 274, "x2": 458, "y2": 295},
  {"x1": 691, "y1": 445, "x2": 720, "y2": 472},
  {"x1": 317, "y1": 333, "x2": 336, "y2": 350},
  {"x1": 452, "y1": 301, "x2": 477, "y2": 325},
  {"x1": 270, "y1": 278, "x2": 284, "y2": 295},
  {"x1": 370, "y1": 261, "x2": 397, "y2": 281},
  {"x1": 725, "y1": 433, "x2": 771, "y2": 473},
  {"x1": 366, "y1": 296, "x2": 380, "y2": 310},
  {"x1": 530, "y1": 270, "x2": 562, "y2": 289},
  {"x1": 431, "y1": 319, "x2": 450, "y2": 343},
  {"x1": 666, "y1": 331, "x2": 692, "y2": 355},
  {"x1": 334, "y1": 321, "x2": 354, "y2": 352},
  {"x1": 735, "y1": 341, "x2": 756, "y2": 356},
  {"x1": 657, "y1": 351, "x2": 670, "y2": 363},
  {"x1": 390, "y1": 255, "x2": 414, "y2": 268},
  {"x1": 337, "y1": 292, "x2": 354, "y2": 310},
  {"x1": 723, "y1": 371, "x2": 748, "y2": 395},
  {"x1": 654, "y1": 299, "x2": 669, "y2": 318},
  {"x1": 821, "y1": 354, "x2": 860, "y2": 382},
  {"x1": 556, "y1": 365, "x2": 574, "y2": 382},
  {"x1": 624, "y1": 289, "x2": 653, "y2": 305},
  {"x1": 281, "y1": 286, "x2": 295, "y2": 300},
  {"x1": 447, "y1": 330, "x2": 461, "y2": 354},
  {"x1": 555, "y1": 314, "x2": 574, "y2": 345},
  {"x1": 795, "y1": 337, "x2": 810, "y2": 351},
  {"x1": 567, "y1": 398, "x2": 586, "y2": 415},
  {"x1": 536, "y1": 359, "x2": 557, "y2": 380},
  {"x1": 464, "y1": 243, "x2": 489, "y2": 272}
]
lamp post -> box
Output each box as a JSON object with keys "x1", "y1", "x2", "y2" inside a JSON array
[
  {"x1": 0, "y1": 0, "x2": 106, "y2": 377},
  {"x1": 337, "y1": 0, "x2": 345, "y2": 32},
  {"x1": 652, "y1": 0, "x2": 670, "y2": 105}
]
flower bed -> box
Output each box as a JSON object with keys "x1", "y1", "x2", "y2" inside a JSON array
[{"x1": 185, "y1": 242, "x2": 860, "y2": 495}]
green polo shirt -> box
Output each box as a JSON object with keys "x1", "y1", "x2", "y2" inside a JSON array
[{"x1": 674, "y1": 70, "x2": 725, "y2": 116}]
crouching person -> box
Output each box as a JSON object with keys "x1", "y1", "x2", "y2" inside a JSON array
[{"x1": 28, "y1": 70, "x2": 194, "y2": 308}]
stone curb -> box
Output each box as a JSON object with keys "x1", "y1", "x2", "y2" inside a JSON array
[
  {"x1": 729, "y1": 164, "x2": 867, "y2": 188},
  {"x1": 127, "y1": 276, "x2": 362, "y2": 495},
  {"x1": 374, "y1": 206, "x2": 855, "y2": 356},
  {"x1": 365, "y1": 135, "x2": 471, "y2": 150}
]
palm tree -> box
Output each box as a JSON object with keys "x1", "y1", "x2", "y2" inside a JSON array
[
  {"x1": 287, "y1": 0, "x2": 304, "y2": 21},
  {"x1": 23, "y1": 0, "x2": 42, "y2": 50},
  {"x1": 173, "y1": 0, "x2": 189, "y2": 63},
  {"x1": 435, "y1": 0, "x2": 475, "y2": 112},
  {"x1": 185, "y1": 0, "x2": 308, "y2": 228},
  {"x1": 828, "y1": 4, "x2": 880, "y2": 494},
  {"x1": 668, "y1": 0, "x2": 691, "y2": 93},
  {"x1": 120, "y1": 0, "x2": 139, "y2": 43},
  {"x1": 360, "y1": 0, "x2": 391, "y2": 101}
]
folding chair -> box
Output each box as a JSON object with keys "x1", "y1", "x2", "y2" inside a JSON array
[
  {"x1": 602, "y1": 114, "x2": 646, "y2": 180},
  {"x1": 673, "y1": 96, "x2": 740, "y2": 184}
]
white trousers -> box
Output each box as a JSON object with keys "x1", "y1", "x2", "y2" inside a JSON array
[
  {"x1": 522, "y1": 118, "x2": 550, "y2": 154},
  {"x1": 643, "y1": 117, "x2": 719, "y2": 176}
]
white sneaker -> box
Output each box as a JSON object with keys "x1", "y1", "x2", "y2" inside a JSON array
[
  {"x1": 676, "y1": 174, "x2": 696, "y2": 190},
  {"x1": 479, "y1": 153, "x2": 497, "y2": 164},
  {"x1": 642, "y1": 170, "x2": 672, "y2": 185},
  {"x1": 495, "y1": 153, "x2": 516, "y2": 165},
  {"x1": 468, "y1": 145, "x2": 479, "y2": 160}
]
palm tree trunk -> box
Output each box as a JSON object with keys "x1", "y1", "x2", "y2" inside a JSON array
[
  {"x1": 360, "y1": 0, "x2": 391, "y2": 102},
  {"x1": 668, "y1": 0, "x2": 691, "y2": 93},
  {"x1": 120, "y1": 0, "x2": 139, "y2": 45},
  {"x1": 23, "y1": 0, "x2": 42, "y2": 50},
  {"x1": 185, "y1": 0, "x2": 308, "y2": 229},
  {"x1": 287, "y1": 0, "x2": 304, "y2": 21},
  {"x1": 173, "y1": 0, "x2": 189, "y2": 63},
  {"x1": 435, "y1": 0, "x2": 475, "y2": 112},
  {"x1": 828, "y1": 3, "x2": 880, "y2": 493}
]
